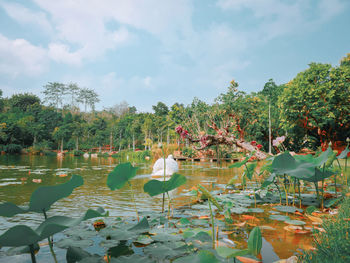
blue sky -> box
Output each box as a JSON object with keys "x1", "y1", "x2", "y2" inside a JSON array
[{"x1": 0, "y1": 0, "x2": 349, "y2": 112}]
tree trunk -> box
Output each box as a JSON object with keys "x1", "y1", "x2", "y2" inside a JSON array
[
  {"x1": 133, "y1": 133, "x2": 135, "y2": 151},
  {"x1": 119, "y1": 130, "x2": 122, "y2": 152},
  {"x1": 167, "y1": 127, "x2": 170, "y2": 145},
  {"x1": 268, "y1": 102, "x2": 272, "y2": 154},
  {"x1": 60, "y1": 138, "x2": 63, "y2": 152}
]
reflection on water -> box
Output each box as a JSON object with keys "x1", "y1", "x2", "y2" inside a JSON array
[{"x1": 0, "y1": 154, "x2": 313, "y2": 261}]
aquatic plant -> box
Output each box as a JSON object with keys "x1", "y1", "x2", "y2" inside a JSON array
[
  {"x1": 0, "y1": 175, "x2": 107, "y2": 263},
  {"x1": 107, "y1": 162, "x2": 140, "y2": 221}
]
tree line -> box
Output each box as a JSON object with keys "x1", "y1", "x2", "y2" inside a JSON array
[{"x1": 0, "y1": 54, "x2": 348, "y2": 154}]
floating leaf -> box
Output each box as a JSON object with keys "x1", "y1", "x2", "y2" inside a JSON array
[
  {"x1": 179, "y1": 218, "x2": 191, "y2": 225},
  {"x1": 66, "y1": 246, "x2": 91, "y2": 263},
  {"x1": 111, "y1": 254, "x2": 156, "y2": 263},
  {"x1": 269, "y1": 214, "x2": 290, "y2": 221},
  {"x1": 144, "y1": 173, "x2": 187, "y2": 196},
  {"x1": 173, "y1": 250, "x2": 220, "y2": 263},
  {"x1": 305, "y1": 206, "x2": 317, "y2": 214},
  {"x1": 143, "y1": 243, "x2": 179, "y2": 260},
  {"x1": 247, "y1": 208, "x2": 264, "y2": 213},
  {"x1": 29, "y1": 174, "x2": 83, "y2": 213},
  {"x1": 274, "y1": 205, "x2": 303, "y2": 213},
  {"x1": 216, "y1": 246, "x2": 249, "y2": 258},
  {"x1": 134, "y1": 235, "x2": 153, "y2": 245},
  {"x1": 247, "y1": 227, "x2": 262, "y2": 256},
  {"x1": 284, "y1": 219, "x2": 306, "y2": 225},
  {"x1": 128, "y1": 217, "x2": 150, "y2": 233},
  {"x1": 107, "y1": 163, "x2": 138, "y2": 190},
  {"x1": 56, "y1": 237, "x2": 93, "y2": 249}
]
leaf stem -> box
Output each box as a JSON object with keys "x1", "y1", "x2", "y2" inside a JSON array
[
  {"x1": 29, "y1": 244, "x2": 37, "y2": 263},
  {"x1": 208, "y1": 200, "x2": 215, "y2": 249},
  {"x1": 129, "y1": 182, "x2": 139, "y2": 222}
]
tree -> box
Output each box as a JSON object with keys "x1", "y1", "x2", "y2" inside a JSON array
[
  {"x1": 152, "y1": 102, "x2": 169, "y2": 116},
  {"x1": 66, "y1": 83, "x2": 81, "y2": 110},
  {"x1": 42, "y1": 82, "x2": 66, "y2": 110},
  {"x1": 9, "y1": 93, "x2": 40, "y2": 112},
  {"x1": 78, "y1": 88, "x2": 100, "y2": 112},
  {"x1": 279, "y1": 61, "x2": 350, "y2": 150}
]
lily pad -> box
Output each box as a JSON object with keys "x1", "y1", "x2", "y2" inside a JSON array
[
  {"x1": 284, "y1": 219, "x2": 306, "y2": 225},
  {"x1": 274, "y1": 205, "x2": 303, "y2": 213},
  {"x1": 269, "y1": 215, "x2": 290, "y2": 221},
  {"x1": 173, "y1": 250, "x2": 220, "y2": 263},
  {"x1": 247, "y1": 208, "x2": 264, "y2": 213},
  {"x1": 56, "y1": 237, "x2": 93, "y2": 249}
]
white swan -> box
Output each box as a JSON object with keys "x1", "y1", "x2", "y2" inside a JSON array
[{"x1": 152, "y1": 154, "x2": 179, "y2": 176}]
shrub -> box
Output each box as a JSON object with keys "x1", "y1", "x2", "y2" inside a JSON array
[
  {"x1": 5, "y1": 144, "x2": 22, "y2": 154},
  {"x1": 73, "y1": 150, "x2": 84, "y2": 156},
  {"x1": 298, "y1": 197, "x2": 350, "y2": 262},
  {"x1": 182, "y1": 147, "x2": 196, "y2": 158}
]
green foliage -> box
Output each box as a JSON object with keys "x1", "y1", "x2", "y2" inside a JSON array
[
  {"x1": 182, "y1": 147, "x2": 196, "y2": 158},
  {"x1": 247, "y1": 226, "x2": 262, "y2": 256},
  {"x1": 107, "y1": 163, "x2": 138, "y2": 190},
  {"x1": 298, "y1": 198, "x2": 350, "y2": 262},
  {"x1": 144, "y1": 173, "x2": 187, "y2": 196}
]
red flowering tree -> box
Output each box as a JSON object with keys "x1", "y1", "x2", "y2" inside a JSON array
[{"x1": 175, "y1": 123, "x2": 268, "y2": 160}]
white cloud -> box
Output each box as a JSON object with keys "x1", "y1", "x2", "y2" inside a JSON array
[
  {"x1": 0, "y1": 34, "x2": 48, "y2": 77},
  {"x1": 0, "y1": 2, "x2": 53, "y2": 34},
  {"x1": 217, "y1": 0, "x2": 346, "y2": 40}
]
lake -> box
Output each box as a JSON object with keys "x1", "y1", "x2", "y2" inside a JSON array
[{"x1": 0, "y1": 154, "x2": 314, "y2": 262}]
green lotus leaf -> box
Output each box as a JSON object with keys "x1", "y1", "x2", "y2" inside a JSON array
[
  {"x1": 128, "y1": 217, "x2": 150, "y2": 232},
  {"x1": 36, "y1": 208, "x2": 107, "y2": 238},
  {"x1": 0, "y1": 225, "x2": 41, "y2": 247},
  {"x1": 107, "y1": 162, "x2": 138, "y2": 190},
  {"x1": 66, "y1": 246, "x2": 92, "y2": 263},
  {"x1": 108, "y1": 241, "x2": 133, "y2": 258},
  {"x1": 229, "y1": 152, "x2": 254, "y2": 168},
  {"x1": 247, "y1": 226, "x2": 262, "y2": 256},
  {"x1": 144, "y1": 173, "x2": 187, "y2": 196},
  {"x1": 179, "y1": 218, "x2": 191, "y2": 225},
  {"x1": 269, "y1": 214, "x2": 290, "y2": 221},
  {"x1": 134, "y1": 235, "x2": 153, "y2": 245},
  {"x1": 56, "y1": 237, "x2": 93, "y2": 249},
  {"x1": 143, "y1": 243, "x2": 179, "y2": 260},
  {"x1": 313, "y1": 146, "x2": 333, "y2": 166},
  {"x1": 110, "y1": 254, "x2": 156, "y2": 263},
  {"x1": 174, "y1": 250, "x2": 220, "y2": 263},
  {"x1": 284, "y1": 219, "x2": 306, "y2": 225},
  {"x1": 247, "y1": 208, "x2": 264, "y2": 213},
  {"x1": 272, "y1": 152, "x2": 315, "y2": 178},
  {"x1": 216, "y1": 246, "x2": 249, "y2": 258},
  {"x1": 274, "y1": 205, "x2": 303, "y2": 213},
  {"x1": 0, "y1": 202, "x2": 28, "y2": 217},
  {"x1": 337, "y1": 146, "x2": 349, "y2": 159},
  {"x1": 29, "y1": 174, "x2": 83, "y2": 213},
  {"x1": 245, "y1": 162, "x2": 257, "y2": 180},
  {"x1": 6, "y1": 243, "x2": 40, "y2": 256}
]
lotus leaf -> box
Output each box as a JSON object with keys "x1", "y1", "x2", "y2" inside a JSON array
[
  {"x1": 5, "y1": 243, "x2": 40, "y2": 256},
  {"x1": 337, "y1": 146, "x2": 349, "y2": 159},
  {"x1": 128, "y1": 217, "x2": 149, "y2": 233},
  {"x1": 66, "y1": 246, "x2": 91, "y2": 263},
  {"x1": 143, "y1": 243, "x2": 180, "y2": 260},
  {"x1": 173, "y1": 250, "x2": 220, "y2": 263},
  {"x1": 56, "y1": 237, "x2": 93, "y2": 249},
  {"x1": 107, "y1": 163, "x2": 138, "y2": 190},
  {"x1": 143, "y1": 173, "x2": 187, "y2": 196},
  {"x1": 110, "y1": 254, "x2": 156, "y2": 263},
  {"x1": 0, "y1": 225, "x2": 41, "y2": 247},
  {"x1": 269, "y1": 215, "x2": 290, "y2": 221},
  {"x1": 29, "y1": 174, "x2": 83, "y2": 213},
  {"x1": 247, "y1": 208, "x2": 264, "y2": 213},
  {"x1": 247, "y1": 227, "x2": 262, "y2": 256},
  {"x1": 216, "y1": 246, "x2": 249, "y2": 258},
  {"x1": 274, "y1": 205, "x2": 303, "y2": 213},
  {"x1": 284, "y1": 220, "x2": 306, "y2": 225},
  {"x1": 229, "y1": 152, "x2": 254, "y2": 168}
]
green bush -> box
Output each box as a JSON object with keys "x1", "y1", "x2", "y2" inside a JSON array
[
  {"x1": 5, "y1": 144, "x2": 22, "y2": 154},
  {"x1": 182, "y1": 147, "x2": 196, "y2": 158},
  {"x1": 73, "y1": 150, "x2": 84, "y2": 156},
  {"x1": 298, "y1": 197, "x2": 350, "y2": 262}
]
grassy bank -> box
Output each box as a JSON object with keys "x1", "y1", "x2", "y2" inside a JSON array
[{"x1": 298, "y1": 197, "x2": 350, "y2": 262}]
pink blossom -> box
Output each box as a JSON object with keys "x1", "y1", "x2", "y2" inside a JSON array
[
  {"x1": 175, "y1": 126, "x2": 183, "y2": 134},
  {"x1": 181, "y1": 130, "x2": 189, "y2": 139},
  {"x1": 251, "y1": 141, "x2": 257, "y2": 146},
  {"x1": 257, "y1": 144, "x2": 262, "y2": 150}
]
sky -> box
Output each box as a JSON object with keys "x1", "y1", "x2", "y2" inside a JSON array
[{"x1": 0, "y1": 0, "x2": 349, "y2": 112}]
